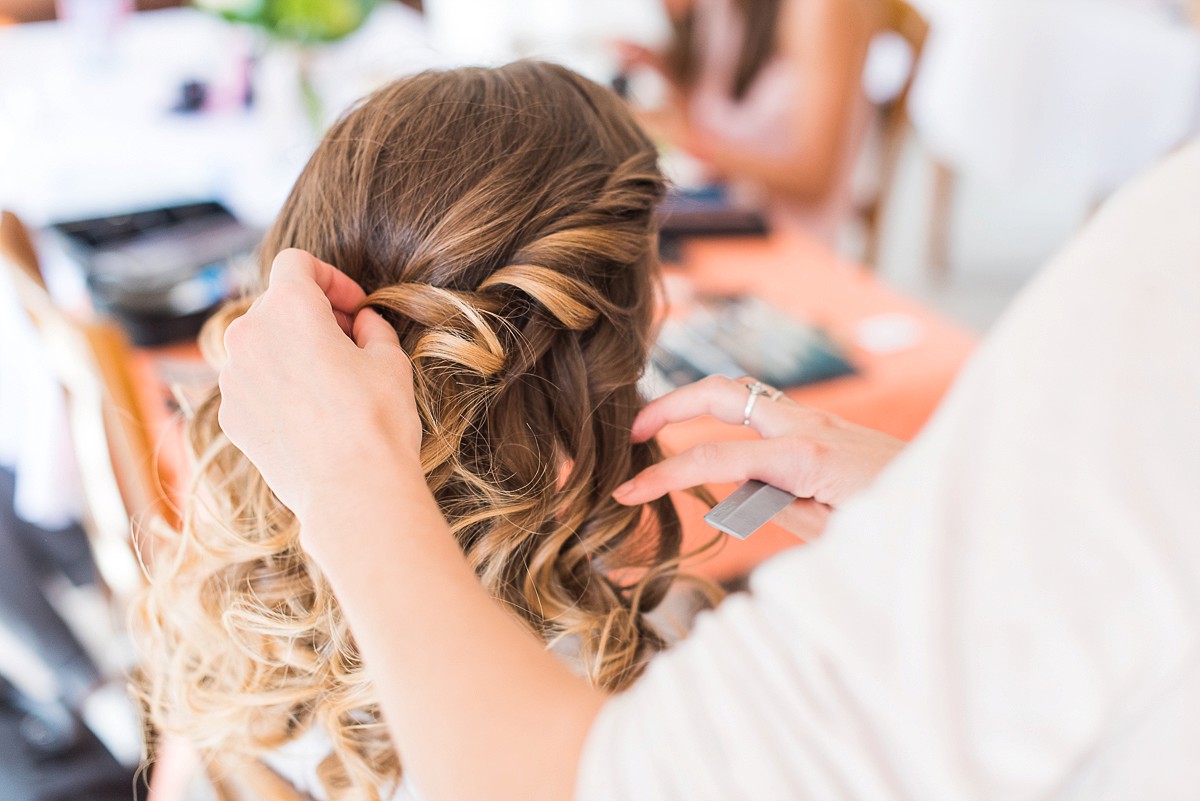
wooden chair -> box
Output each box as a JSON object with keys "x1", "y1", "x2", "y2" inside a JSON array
[
  {"x1": 0, "y1": 210, "x2": 165, "y2": 608},
  {"x1": 859, "y1": 0, "x2": 931, "y2": 268},
  {"x1": 2, "y1": 210, "x2": 310, "y2": 801},
  {"x1": 926, "y1": 158, "x2": 955, "y2": 281}
]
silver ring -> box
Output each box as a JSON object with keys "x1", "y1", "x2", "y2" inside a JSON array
[{"x1": 742, "y1": 380, "x2": 775, "y2": 426}]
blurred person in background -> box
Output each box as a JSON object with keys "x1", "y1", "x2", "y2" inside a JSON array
[{"x1": 618, "y1": 0, "x2": 889, "y2": 243}]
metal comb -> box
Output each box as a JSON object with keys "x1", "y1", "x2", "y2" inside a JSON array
[{"x1": 703, "y1": 480, "x2": 797, "y2": 539}]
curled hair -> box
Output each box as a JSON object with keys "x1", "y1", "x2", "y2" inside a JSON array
[{"x1": 137, "y1": 62, "x2": 717, "y2": 800}]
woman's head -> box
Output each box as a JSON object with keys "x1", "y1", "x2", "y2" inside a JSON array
[
  {"x1": 262, "y1": 62, "x2": 669, "y2": 549},
  {"x1": 140, "y1": 62, "x2": 704, "y2": 801},
  {"x1": 266, "y1": 60, "x2": 664, "y2": 336}
]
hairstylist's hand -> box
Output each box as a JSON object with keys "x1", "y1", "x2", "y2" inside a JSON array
[
  {"x1": 613, "y1": 40, "x2": 669, "y2": 77},
  {"x1": 217, "y1": 249, "x2": 421, "y2": 531},
  {"x1": 612, "y1": 375, "x2": 904, "y2": 539}
]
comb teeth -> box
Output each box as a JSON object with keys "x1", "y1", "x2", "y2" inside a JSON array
[{"x1": 703, "y1": 480, "x2": 797, "y2": 540}]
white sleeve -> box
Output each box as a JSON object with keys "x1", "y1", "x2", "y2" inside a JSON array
[{"x1": 576, "y1": 139, "x2": 1200, "y2": 801}]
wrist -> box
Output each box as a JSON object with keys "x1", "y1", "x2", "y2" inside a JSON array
[{"x1": 296, "y1": 459, "x2": 435, "y2": 561}]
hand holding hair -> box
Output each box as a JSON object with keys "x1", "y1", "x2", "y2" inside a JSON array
[
  {"x1": 613, "y1": 374, "x2": 904, "y2": 537},
  {"x1": 217, "y1": 248, "x2": 423, "y2": 539}
]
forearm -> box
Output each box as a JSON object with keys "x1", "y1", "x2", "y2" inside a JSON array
[
  {"x1": 698, "y1": 134, "x2": 839, "y2": 203},
  {"x1": 684, "y1": 0, "x2": 874, "y2": 205},
  {"x1": 306, "y1": 473, "x2": 604, "y2": 801}
]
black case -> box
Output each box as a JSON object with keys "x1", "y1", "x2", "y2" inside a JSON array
[{"x1": 51, "y1": 202, "x2": 261, "y2": 346}]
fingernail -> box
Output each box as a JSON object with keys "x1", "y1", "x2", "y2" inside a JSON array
[{"x1": 613, "y1": 481, "x2": 634, "y2": 499}]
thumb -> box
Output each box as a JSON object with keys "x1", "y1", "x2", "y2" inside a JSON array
[{"x1": 352, "y1": 307, "x2": 401, "y2": 351}]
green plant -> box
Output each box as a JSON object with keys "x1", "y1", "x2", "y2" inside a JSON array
[{"x1": 193, "y1": 0, "x2": 379, "y2": 43}]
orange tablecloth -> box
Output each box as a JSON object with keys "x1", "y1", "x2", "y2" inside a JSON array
[
  {"x1": 131, "y1": 231, "x2": 976, "y2": 581},
  {"x1": 126, "y1": 342, "x2": 211, "y2": 523},
  {"x1": 662, "y1": 233, "x2": 976, "y2": 581}
]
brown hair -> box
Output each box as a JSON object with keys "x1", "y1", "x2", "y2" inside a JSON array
[
  {"x1": 665, "y1": 0, "x2": 783, "y2": 101},
  {"x1": 138, "y1": 62, "x2": 715, "y2": 800}
]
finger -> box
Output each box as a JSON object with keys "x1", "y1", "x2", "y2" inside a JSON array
[
  {"x1": 333, "y1": 310, "x2": 354, "y2": 337},
  {"x1": 352, "y1": 307, "x2": 402, "y2": 352},
  {"x1": 614, "y1": 41, "x2": 651, "y2": 65},
  {"x1": 269, "y1": 248, "x2": 366, "y2": 314},
  {"x1": 613, "y1": 439, "x2": 789, "y2": 505},
  {"x1": 613, "y1": 41, "x2": 665, "y2": 74},
  {"x1": 632, "y1": 376, "x2": 791, "y2": 442}
]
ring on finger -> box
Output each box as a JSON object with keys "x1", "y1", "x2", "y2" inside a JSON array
[
  {"x1": 741, "y1": 380, "x2": 778, "y2": 426},
  {"x1": 737, "y1": 376, "x2": 782, "y2": 395}
]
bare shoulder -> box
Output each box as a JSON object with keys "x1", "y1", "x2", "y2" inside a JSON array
[{"x1": 780, "y1": 0, "x2": 887, "y2": 55}]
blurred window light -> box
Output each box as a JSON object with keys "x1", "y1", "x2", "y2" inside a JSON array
[
  {"x1": 909, "y1": 0, "x2": 1200, "y2": 195},
  {"x1": 863, "y1": 31, "x2": 915, "y2": 106}
]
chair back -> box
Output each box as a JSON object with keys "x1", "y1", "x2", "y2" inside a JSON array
[
  {"x1": 0, "y1": 209, "x2": 46, "y2": 289},
  {"x1": 0, "y1": 210, "x2": 164, "y2": 607},
  {"x1": 879, "y1": 0, "x2": 929, "y2": 115},
  {"x1": 860, "y1": 0, "x2": 930, "y2": 265},
  {"x1": 4, "y1": 210, "x2": 308, "y2": 801}
]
